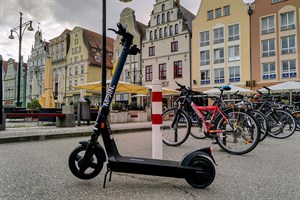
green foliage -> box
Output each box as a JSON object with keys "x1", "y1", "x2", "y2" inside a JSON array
[
  {"x1": 27, "y1": 99, "x2": 42, "y2": 110},
  {"x1": 112, "y1": 102, "x2": 122, "y2": 111},
  {"x1": 128, "y1": 101, "x2": 144, "y2": 110}
]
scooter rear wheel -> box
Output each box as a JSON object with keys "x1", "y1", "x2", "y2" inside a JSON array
[
  {"x1": 68, "y1": 145, "x2": 104, "y2": 180},
  {"x1": 185, "y1": 157, "x2": 215, "y2": 189}
]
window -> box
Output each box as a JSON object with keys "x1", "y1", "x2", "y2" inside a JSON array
[
  {"x1": 200, "y1": 70, "x2": 210, "y2": 85},
  {"x1": 81, "y1": 65, "x2": 84, "y2": 74},
  {"x1": 80, "y1": 78, "x2": 84, "y2": 85},
  {"x1": 68, "y1": 80, "x2": 72, "y2": 90},
  {"x1": 164, "y1": 27, "x2": 168, "y2": 37},
  {"x1": 281, "y1": 11, "x2": 295, "y2": 31},
  {"x1": 229, "y1": 66, "x2": 240, "y2": 82},
  {"x1": 200, "y1": 31, "x2": 210, "y2": 46},
  {"x1": 214, "y1": 48, "x2": 224, "y2": 63},
  {"x1": 171, "y1": 41, "x2": 178, "y2": 52},
  {"x1": 150, "y1": 31, "x2": 153, "y2": 40},
  {"x1": 228, "y1": 45, "x2": 240, "y2": 61},
  {"x1": 214, "y1": 68, "x2": 225, "y2": 83},
  {"x1": 159, "y1": 63, "x2": 166, "y2": 80},
  {"x1": 261, "y1": 16, "x2": 275, "y2": 34},
  {"x1": 162, "y1": 4, "x2": 165, "y2": 11},
  {"x1": 262, "y1": 62, "x2": 276, "y2": 80},
  {"x1": 215, "y1": 8, "x2": 222, "y2": 18},
  {"x1": 159, "y1": 28, "x2": 163, "y2": 38},
  {"x1": 281, "y1": 35, "x2": 296, "y2": 54},
  {"x1": 169, "y1": 25, "x2": 173, "y2": 35},
  {"x1": 282, "y1": 60, "x2": 297, "y2": 78},
  {"x1": 157, "y1": 15, "x2": 160, "y2": 25},
  {"x1": 75, "y1": 66, "x2": 78, "y2": 75},
  {"x1": 262, "y1": 39, "x2": 275, "y2": 57},
  {"x1": 74, "y1": 79, "x2": 78, "y2": 86},
  {"x1": 213, "y1": 27, "x2": 224, "y2": 44},
  {"x1": 145, "y1": 65, "x2": 152, "y2": 82},
  {"x1": 174, "y1": 61, "x2": 182, "y2": 78},
  {"x1": 272, "y1": 0, "x2": 283, "y2": 3},
  {"x1": 162, "y1": 13, "x2": 165, "y2": 23},
  {"x1": 228, "y1": 24, "x2": 239, "y2": 41},
  {"x1": 175, "y1": 24, "x2": 179, "y2": 34},
  {"x1": 167, "y1": 12, "x2": 170, "y2": 22},
  {"x1": 207, "y1": 10, "x2": 213, "y2": 20},
  {"x1": 224, "y1": 6, "x2": 230, "y2": 16},
  {"x1": 200, "y1": 50, "x2": 210, "y2": 65},
  {"x1": 69, "y1": 66, "x2": 72, "y2": 76},
  {"x1": 75, "y1": 56, "x2": 78, "y2": 62},
  {"x1": 154, "y1": 30, "x2": 157, "y2": 39},
  {"x1": 149, "y1": 46, "x2": 155, "y2": 56}
]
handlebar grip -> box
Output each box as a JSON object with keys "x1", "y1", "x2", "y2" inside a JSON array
[
  {"x1": 257, "y1": 90, "x2": 262, "y2": 95},
  {"x1": 263, "y1": 86, "x2": 271, "y2": 91}
]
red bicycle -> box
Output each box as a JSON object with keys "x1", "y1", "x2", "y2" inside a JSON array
[{"x1": 162, "y1": 82, "x2": 261, "y2": 155}]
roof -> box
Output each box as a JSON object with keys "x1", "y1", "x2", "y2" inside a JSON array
[
  {"x1": 82, "y1": 29, "x2": 115, "y2": 68},
  {"x1": 176, "y1": 3, "x2": 196, "y2": 31},
  {"x1": 2, "y1": 61, "x2": 7, "y2": 74},
  {"x1": 136, "y1": 21, "x2": 147, "y2": 40}
]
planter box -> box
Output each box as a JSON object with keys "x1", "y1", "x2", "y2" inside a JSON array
[
  {"x1": 128, "y1": 110, "x2": 148, "y2": 122},
  {"x1": 108, "y1": 111, "x2": 128, "y2": 123}
]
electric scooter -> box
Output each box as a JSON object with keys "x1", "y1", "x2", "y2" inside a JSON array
[{"x1": 68, "y1": 23, "x2": 216, "y2": 189}]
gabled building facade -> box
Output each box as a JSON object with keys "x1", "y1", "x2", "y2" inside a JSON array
[
  {"x1": 65, "y1": 27, "x2": 114, "y2": 106},
  {"x1": 113, "y1": 7, "x2": 146, "y2": 105},
  {"x1": 3, "y1": 58, "x2": 27, "y2": 107},
  {"x1": 251, "y1": 0, "x2": 300, "y2": 89},
  {"x1": 142, "y1": 0, "x2": 195, "y2": 90},
  {"x1": 49, "y1": 29, "x2": 71, "y2": 106},
  {"x1": 27, "y1": 30, "x2": 49, "y2": 102},
  {"x1": 192, "y1": 0, "x2": 251, "y2": 91}
]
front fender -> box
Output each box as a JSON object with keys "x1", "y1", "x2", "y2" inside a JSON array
[{"x1": 79, "y1": 141, "x2": 107, "y2": 162}]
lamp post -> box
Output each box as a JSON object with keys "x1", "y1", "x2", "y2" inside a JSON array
[
  {"x1": 127, "y1": 69, "x2": 143, "y2": 85},
  {"x1": 8, "y1": 12, "x2": 34, "y2": 107},
  {"x1": 101, "y1": 0, "x2": 132, "y2": 105}
]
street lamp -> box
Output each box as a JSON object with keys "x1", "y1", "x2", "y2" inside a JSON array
[
  {"x1": 242, "y1": 0, "x2": 255, "y2": 90},
  {"x1": 8, "y1": 12, "x2": 34, "y2": 107},
  {"x1": 101, "y1": 0, "x2": 132, "y2": 105},
  {"x1": 126, "y1": 69, "x2": 143, "y2": 85}
]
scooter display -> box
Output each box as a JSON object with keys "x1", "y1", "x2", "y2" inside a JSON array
[{"x1": 68, "y1": 23, "x2": 216, "y2": 189}]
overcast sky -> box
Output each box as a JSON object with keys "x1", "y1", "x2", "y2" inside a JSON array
[{"x1": 0, "y1": 0, "x2": 253, "y2": 62}]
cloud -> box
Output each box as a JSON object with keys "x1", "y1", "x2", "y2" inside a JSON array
[{"x1": 0, "y1": 0, "x2": 200, "y2": 61}]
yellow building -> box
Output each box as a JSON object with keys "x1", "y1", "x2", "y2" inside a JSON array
[
  {"x1": 65, "y1": 27, "x2": 114, "y2": 105},
  {"x1": 192, "y1": 0, "x2": 251, "y2": 91}
]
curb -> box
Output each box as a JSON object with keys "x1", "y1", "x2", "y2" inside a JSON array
[{"x1": 0, "y1": 127, "x2": 153, "y2": 144}]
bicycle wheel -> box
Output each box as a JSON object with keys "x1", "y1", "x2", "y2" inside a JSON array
[
  {"x1": 215, "y1": 110, "x2": 260, "y2": 155},
  {"x1": 265, "y1": 110, "x2": 296, "y2": 139},
  {"x1": 162, "y1": 108, "x2": 191, "y2": 146},
  {"x1": 249, "y1": 110, "x2": 269, "y2": 142},
  {"x1": 190, "y1": 115, "x2": 207, "y2": 139},
  {"x1": 292, "y1": 111, "x2": 300, "y2": 131}
]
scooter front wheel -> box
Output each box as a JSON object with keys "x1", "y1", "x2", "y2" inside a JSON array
[
  {"x1": 68, "y1": 145, "x2": 104, "y2": 180},
  {"x1": 185, "y1": 157, "x2": 215, "y2": 189}
]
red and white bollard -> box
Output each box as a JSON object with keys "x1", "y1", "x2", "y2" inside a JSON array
[{"x1": 151, "y1": 80, "x2": 163, "y2": 159}]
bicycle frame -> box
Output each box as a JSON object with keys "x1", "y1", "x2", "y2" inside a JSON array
[{"x1": 191, "y1": 103, "x2": 229, "y2": 134}]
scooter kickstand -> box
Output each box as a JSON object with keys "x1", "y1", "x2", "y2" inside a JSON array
[{"x1": 103, "y1": 164, "x2": 112, "y2": 188}]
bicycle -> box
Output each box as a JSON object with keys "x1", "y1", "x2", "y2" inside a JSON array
[
  {"x1": 162, "y1": 82, "x2": 261, "y2": 155},
  {"x1": 230, "y1": 91, "x2": 269, "y2": 142},
  {"x1": 254, "y1": 87, "x2": 296, "y2": 139}
]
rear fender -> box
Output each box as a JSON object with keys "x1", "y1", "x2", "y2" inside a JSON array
[
  {"x1": 180, "y1": 147, "x2": 217, "y2": 166},
  {"x1": 79, "y1": 141, "x2": 107, "y2": 162}
]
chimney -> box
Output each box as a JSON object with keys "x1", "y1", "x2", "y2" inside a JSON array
[{"x1": 176, "y1": 0, "x2": 180, "y2": 5}]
